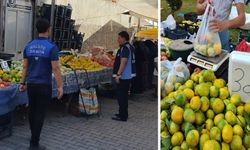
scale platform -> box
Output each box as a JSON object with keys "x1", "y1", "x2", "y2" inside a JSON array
[{"x1": 187, "y1": 50, "x2": 230, "y2": 71}]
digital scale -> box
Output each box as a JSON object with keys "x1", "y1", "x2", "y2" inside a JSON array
[{"x1": 187, "y1": 50, "x2": 230, "y2": 71}]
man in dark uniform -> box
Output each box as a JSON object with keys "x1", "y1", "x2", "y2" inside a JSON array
[
  {"x1": 112, "y1": 31, "x2": 135, "y2": 122},
  {"x1": 19, "y1": 19, "x2": 63, "y2": 150}
]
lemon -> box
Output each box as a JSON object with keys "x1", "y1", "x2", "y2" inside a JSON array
[
  {"x1": 210, "y1": 86, "x2": 219, "y2": 98},
  {"x1": 206, "y1": 109, "x2": 215, "y2": 119},
  {"x1": 214, "y1": 113, "x2": 225, "y2": 126},
  {"x1": 174, "y1": 83, "x2": 182, "y2": 91},
  {"x1": 169, "y1": 121, "x2": 180, "y2": 135},
  {"x1": 230, "y1": 94, "x2": 241, "y2": 107},
  {"x1": 168, "y1": 92, "x2": 175, "y2": 99},
  {"x1": 185, "y1": 80, "x2": 194, "y2": 89},
  {"x1": 183, "y1": 108, "x2": 195, "y2": 123},
  {"x1": 219, "y1": 87, "x2": 229, "y2": 100},
  {"x1": 210, "y1": 98, "x2": 216, "y2": 108},
  {"x1": 230, "y1": 135, "x2": 242, "y2": 150},
  {"x1": 161, "y1": 131, "x2": 168, "y2": 138},
  {"x1": 213, "y1": 79, "x2": 226, "y2": 88},
  {"x1": 206, "y1": 119, "x2": 214, "y2": 130},
  {"x1": 202, "y1": 69, "x2": 216, "y2": 82},
  {"x1": 183, "y1": 88, "x2": 194, "y2": 101},
  {"x1": 222, "y1": 124, "x2": 233, "y2": 143},
  {"x1": 190, "y1": 96, "x2": 201, "y2": 111},
  {"x1": 171, "y1": 106, "x2": 184, "y2": 124},
  {"x1": 160, "y1": 110, "x2": 168, "y2": 121},
  {"x1": 244, "y1": 103, "x2": 250, "y2": 115},
  {"x1": 226, "y1": 103, "x2": 237, "y2": 114},
  {"x1": 237, "y1": 115, "x2": 246, "y2": 127},
  {"x1": 243, "y1": 134, "x2": 250, "y2": 149},
  {"x1": 161, "y1": 120, "x2": 165, "y2": 131},
  {"x1": 210, "y1": 126, "x2": 221, "y2": 141},
  {"x1": 200, "y1": 96, "x2": 210, "y2": 112},
  {"x1": 212, "y1": 98, "x2": 225, "y2": 114},
  {"x1": 195, "y1": 83, "x2": 210, "y2": 97},
  {"x1": 199, "y1": 75, "x2": 205, "y2": 84},
  {"x1": 171, "y1": 132, "x2": 184, "y2": 146},
  {"x1": 199, "y1": 134, "x2": 210, "y2": 150},
  {"x1": 181, "y1": 141, "x2": 189, "y2": 150},
  {"x1": 225, "y1": 111, "x2": 237, "y2": 126},
  {"x1": 172, "y1": 146, "x2": 181, "y2": 150},
  {"x1": 178, "y1": 85, "x2": 187, "y2": 91},
  {"x1": 203, "y1": 140, "x2": 221, "y2": 150},
  {"x1": 233, "y1": 125, "x2": 243, "y2": 138},
  {"x1": 222, "y1": 142, "x2": 230, "y2": 150},
  {"x1": 186, "y1": 130, "x2": 199, "y2": 148},
  {"x1": 185, "y1": 103, "x2": 191, "y2": 109},
  {"x1": 175, "y1": 93, "x2": 186, "y2": 107},
  {"x1": 191, "y1": 72, "x2": 198, "y2": 81},
  {"x1": 217, "y1": 119, "x2": 228, "y2": 130},
  {"x1": 195, "y1": 111, "x2": 205, "y2": 126},
  {"x1": 237, "y1": 105, "x2": 244, "y2": 116}
]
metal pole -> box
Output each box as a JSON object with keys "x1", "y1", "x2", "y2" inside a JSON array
[{"x1": 50, "y1": 0, "x2": 55, "y2": 40}]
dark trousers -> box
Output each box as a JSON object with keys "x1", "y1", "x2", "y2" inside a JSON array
[
  {"x1": 117, "y1": 79, "x2": 131, "y2": 120},
  {"x1": 27, "y1": 84, "x2": 51, "y2": 146}
]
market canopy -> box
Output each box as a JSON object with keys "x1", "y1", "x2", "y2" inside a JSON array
[{"x1": 135, "y1": 28, "x2": 158, "y2": 40}]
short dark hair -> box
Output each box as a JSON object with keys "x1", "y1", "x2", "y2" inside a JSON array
[
  {"x1": 36, "y1": 18, "x2": 50, "y2": 33},
  {"x1": 118, "y1": 31, "x2": 129, "y2": 41}
]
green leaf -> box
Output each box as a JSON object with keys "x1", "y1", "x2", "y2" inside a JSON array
[
  {"x1": 184, "y1": 122, "x2": 195, "y2": 137},
  {"x1": 161, "y1": 136, "x2": 171, "y2": 149},
  {"x1": 198, "y1": 124, "x2": 205, "y2": 134},
  {"x1": 165, "y1": 118, "x2": 171, "y2": 129},
  {"x1": 243, "y1": 111, "x2": 250, "y2": 133}
]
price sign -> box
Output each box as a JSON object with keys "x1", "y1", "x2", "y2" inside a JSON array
[
  {"x1": 0, "y1": 60, "x2": 10, "y2": 71},
  {"x1": 228, "y1": 51, "x2": 250, "y2": 103}
]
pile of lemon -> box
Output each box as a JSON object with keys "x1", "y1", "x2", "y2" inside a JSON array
[
  {"x1": 161, "y1": 69, "x2": 250, "y2": 150},
  {"x1": 59, "y1": 55, "x2": 103, "y2": 71},
  {"x1": 0, "y1": 69, "x2": 21, "y2": 83}
]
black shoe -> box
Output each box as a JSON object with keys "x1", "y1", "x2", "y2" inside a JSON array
[
  {"x1": 114, "y1": 114, "x2": 120, "y2": 117},
  {"x1": 29, "y1": 144, "x2": 46, "y2": 150},
  {"x1": 112, "y1": 116, "x2": 127, "y2": 122}
]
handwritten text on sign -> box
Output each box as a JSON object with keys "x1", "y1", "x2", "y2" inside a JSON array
[{"x1": 229, "y1": 51, "x2": 250, "y2": 103}]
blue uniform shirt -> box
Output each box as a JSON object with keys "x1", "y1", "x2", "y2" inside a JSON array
[{"x1": 23, "y1": 37, "x2": 59, "y2": 85}]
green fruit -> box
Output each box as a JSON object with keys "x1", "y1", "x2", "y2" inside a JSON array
[
  {"x1": 237, "y1": 106, "x2": 244, "y2": 116},
  {"x1": 185, "y1": 80, "x2": 194, "y2": 89},
  {"x1": 186, "y1": 130, "x2": 199, "y2": 148},
  {"x1": 219, "y1": 87, "x2": 229, "y2": 100},
  {"x1": 183, "y1": 108, "x2": 195, "y2": 123},
  {"x1": 222, "y1": 142, "x2": 230, "y2": 150},
  {"x1": 200, "y1": 134, "x2": 210, "y2": 150},
  {"x1": 160, "y1": 110, "x2": 168, "y2": 121},
  {"x1": 206, "y1": 119, "x2": 214, "y2": 130},
  {"x1": 171, "y1": 132, "x2": 184, "y2": 146},
  {"x1": 212, "y1": 98, "x2": 224, "y2": 114},
  {"x1": 195, "y1": 111, "x2": 206, "y2": 126},
  {"x1": 206, "y1": 109, "x2": 215, "y2": 119},
  {"x1": 200, "y1": 96, "x2": 210, "y2": 112},
  {"x1": 181, "y1": 141, "x2": 189, "y2": 150},
  {"x1": 217, "y1": 119, "x2": 227, "y2": 130},
  {"x1": 172, "y1": 146, "x2": 181, "y2": 150},
  {"x1": 210, "y1": 127, "x2": 221, "y2": 141},
  {"x1": 202, "y1": 70, "x2": 216, "y2": 82},
  {"x1": 222, "y1": 124, "x2": 233, "y2": 143},
  {"x1": 175, "y1": 83, "x2": 182, "y2": 91},
  {"x1": 169, "y1": 121, "x2": 180, "y2": 135},
  {"x1": 237, "y1": 115, "x2": 246, "y2": 127},
  {"x1": 230, "y1": 94, "x2": 241, "y2": 107},
  {"x1": 230, "y1": 135, "x2": 242, "y2": 150},
  {"x1": 243, "y1": 134, "x2": 250, "y2": 148},
  {"x1": 225, "y1": 111, "x2": 237, "y2": 126},
  {"x1": 214, "y1": 114, "x2": 224, "y2": 126},
  {"x1": 210, "y1": 86, "x2": 219, "y2": 98},
  {"x1": 226, "y1": 103, "x2": 237, "y2": 114},
  {"x1": 175, "y1": 93, "x2": 186, "y2": 107},
  {"x1": 195, "y1": 83, "x2": 210, "y2": 97},
  {"x1": 161, "y1": 120, "x2": 165, "y2": 131}
]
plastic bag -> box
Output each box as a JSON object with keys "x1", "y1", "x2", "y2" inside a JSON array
[
  {"x1": 161, "y1": 58, "x2": 190, "y2": 95},
  {"x1": 165, "y1": 14, "x2": 176, "y2": 30},
  {"x1": 194, "y1": 4, "x2": 222, "y2": 57}
]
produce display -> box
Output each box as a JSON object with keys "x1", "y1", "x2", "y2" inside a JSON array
[
  {"x1": 59, "y1": 64, "x2": 73, "y2": 75},
  {"x1": 161, "y1": 69, "x2": 250, "y2": 150},
  {"x1": 91, "y1": 53, "x2": 114, "y2": 67},
  {"x1": 59, "y1": 55, "x2": 103, "y2": 71},
  {"x1": 0, "y1": 79, "x2": 10, "y2": 89},
  {"x1": 161, "y1": 49, "x2": 171, "y2": 61},
  {"x1": 0, "y1": 60, "x2": 23, "y2": 83}
]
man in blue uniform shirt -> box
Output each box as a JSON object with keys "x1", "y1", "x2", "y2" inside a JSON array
[
  {"x1": 19, "y1": 19, "x2": 63, "y2": 150},
  {"x1": 112, "y1": 31, "x2": 135, "y2": 122}
]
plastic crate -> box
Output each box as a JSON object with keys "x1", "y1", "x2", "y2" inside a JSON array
[
  {"x1": 55, "y1": 5, "x2": 65, "y2": 17},
  {"x1": 164, "y1": 28, "x2": 189, "y2": 40},
  {"x1": 54, "y1": 17, "x2": 63, "y2": 29}
]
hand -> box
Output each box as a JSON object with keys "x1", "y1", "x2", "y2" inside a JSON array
[
  {"x1": 209, "y1": 19, "x2": 227, "y2": 32},
  {"x1": 115, "y1": 75, "x2": 120, "y2": 84},
  {"x1": 19, "y1": 84, "x2": 27, "y2": 92},
  {"x1": 57, "y1": 87, "x2": 63, "y2": 99}
]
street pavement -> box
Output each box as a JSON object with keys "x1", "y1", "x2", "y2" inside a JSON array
[{"x1": 0, "y1": 90, "x2": 158, "y2": 150}]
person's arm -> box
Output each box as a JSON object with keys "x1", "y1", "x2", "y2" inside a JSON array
[
  {"x1": 115, "y1": 46, "x2": 129, "y2": 83},
  {"x1": 51, "y1": 46, "x2": 63, "y2": 99},
  {"x1": 21, "y1": 59, "x2": 28, "y2": 84},
  {"x1": 209, "y1": 3, "x2": 246, "y2": 32},
  {"x1": 117, "y1": 58, "x2": 128, "y2": 76}
]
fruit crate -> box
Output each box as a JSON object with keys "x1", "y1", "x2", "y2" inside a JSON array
[{"x1": 164, "y1": 28, "x2": 189, "y2": 40}]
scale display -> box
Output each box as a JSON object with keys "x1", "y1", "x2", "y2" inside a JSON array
[{"x1": 187, "y1": 50, "x2": 229, "y2": 71}]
